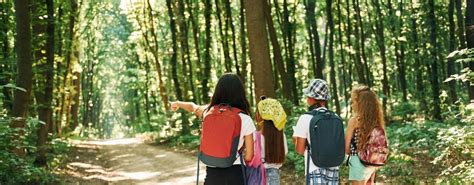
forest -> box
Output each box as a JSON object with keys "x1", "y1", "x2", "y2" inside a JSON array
[{"x1": 0, "y1": 0, "x2": 473, "y2": 184}]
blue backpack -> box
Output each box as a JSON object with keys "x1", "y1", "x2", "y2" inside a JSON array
[
  {"x1": 305, "y1": 108, "x2": 345, "y2": 167},
  {"x1": 305, "y1": 109, "x2": 345, "y2": 184}
]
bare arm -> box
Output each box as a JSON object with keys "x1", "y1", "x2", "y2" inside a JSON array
[
  {"x1": 345, "y1": 117, "x2": 355, "y2": 154},
  {"x1": 170, "y1": 101, "x2": 207, "y2": 118},
  {"x1": 243, "y1": 134, "x2": 254, "y2": 161},
  {"x1": 295, "y1": 137, "x2": 307, "y2": 155},
  {"x1": 292, "y1": 126, "x2": 297, "y2": 145}
]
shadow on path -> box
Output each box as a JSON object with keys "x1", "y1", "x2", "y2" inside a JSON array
[{"x1": 56, "y1": 138, "x2": 205, "y2": 185}]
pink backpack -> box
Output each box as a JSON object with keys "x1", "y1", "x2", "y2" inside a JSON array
[
  {"x1": 245, "y1": 132, "x2": 266, "y2": 185},
  {"x1": 358, "y1": 127, "x2": 389, "y2": 166}
]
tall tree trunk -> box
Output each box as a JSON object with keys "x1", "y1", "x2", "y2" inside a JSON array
[
  {"x1": 53, "y1": 3, "x2": 62, "y2": 124},
  {"x1": 215, "y1": 0, "x2": 232, "y2": 72},
  {"x1": 355, "y1": 0, "x2": 370, "y2": 86},
  {"x1": 351, "y1": 0, "x2": 367, "y2": 84},
  {"x1": 305, "y1": 0, "x2": 324, "y2": 79},
  {"x1": 410, "y1": 3, "x2": 427, "y2": 114},
  {"x1": 57, "y1": 0, "x2": 77, "y2": 134},
  {"x1": 144, "y1": 55, "x2": 151, "y2": 124},
  {"x1": 81, "y1": 52, "x2": 96, "y2": 130},
  {"x1": 177, "y1": 0, "x2": 190, "y2": 101},
  {"x1": 168, "y1": 0, "x2": 190, "y2": 134},
  {"x1": 177, "y1": 0, "x2": 194, "y2": 102},
  {"x1": 239, "y1": 0, "x2": 249, "y2": 93},
  {"x1": 80, "y1": 65, "x2": 88, "y2": 128},
  {"x1": 34, "y1": 0, "x2": 54, "y2": 166},
  {"x1": 166, "y1": 0, "x2": 183, "y2": 101},
  {"x1": 466, "y1": 0, "x2": 474, "y2": 101},
  {"x1": 65, "y1": 40, "x2": 79, "y2": 134},
  {"x1": 11, "y1": 0, "x2": 33, "y2": 157},
  {"x1": 144, "y1": 0, "x2": 169, "y2": 110},
  {"x1": 455, "y1": 0, "x2": 466, "y2": 49},
  {"x1": 336, "y1": 0, "x2": 349, "y2": 112},
  {"x1": 305, "y1": 16, "x2": 317, "y2": 78},
  {"x1": 448, "y1": 0, "x2": 458, "y2": 104},
  {"x1": 282, "y1": 0, "x2": 298, "y2": 104},
  {"x1": 387, "y1": 0, "x2": 407, "y2": 100},
  {"x1": 202, "y1": 0, "x2": 212, "y2": 103},
  {"x1": 178, "y1": 4, "x2": 194, "y2": 129},
  {"x1": 428, "y1": 0, "x2": 442, "y2": 120},
  {"x1": 244, "y1": 0, "x2": 275, "y2": 100},
  {"x1": 263, "y1": 0, "x2": 291, "y2": 100},
  {"x1": 397, "y1": 0, "x2": 408, "y2": 101},
  {"x1": 69, "y1": 71, "x2": 80, "y2": 131},
  {"x1": 326, "y1": 0, "x2": 340, "y2": 115},
  {"x1": 223, "y1": 0, "x2": 240, "y2": 76},
  {"x1": 344, "y1": 0, "x2": 354, "y2": 87},
  {"x1": 56, "y1": 3, "x2": 63, "y2": 57},
  {"x1": 187, "y1": 0, "x2": 202, "y2": 103},
  {"x1": 373, "y1": 0, "x2": 389, "y2": 116}
]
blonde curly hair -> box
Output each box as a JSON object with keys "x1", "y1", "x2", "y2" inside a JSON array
[{"x1": 351, "y1": 85, "x2": 385, "y2": 152}]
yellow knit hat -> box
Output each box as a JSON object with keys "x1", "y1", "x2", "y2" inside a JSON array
[{"x1": 257, "y1": 98, "x2": 287, "y2": 131}]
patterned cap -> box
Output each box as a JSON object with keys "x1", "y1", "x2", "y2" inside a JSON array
[
  {"x1": 257, "y1": 98, "x2": 287, "y2": 131},
  {"x1": 303, "y1": 79, "x2": 330, "y2": 100}
]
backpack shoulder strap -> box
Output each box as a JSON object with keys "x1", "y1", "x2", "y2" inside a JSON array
[
  {"x1": 255, "y1": 131, "x2": 262, "y2": 147},
  {"x1": 304, "y1": 109, "x2": 319, "y2": 116},
  {"x1": 306, "y1": 109, "x2": 339, "y2": 125}
]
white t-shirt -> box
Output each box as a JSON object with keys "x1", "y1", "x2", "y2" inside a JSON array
[
  {"x1": 260, "y1": 133, "x2": 288, "y2": 169},
  {"x1": 232, "y1": 113, "x2": 256, "y2": 165},
  {"x1": 292, "y1": 107, "x2": 339, "y2": 175}
]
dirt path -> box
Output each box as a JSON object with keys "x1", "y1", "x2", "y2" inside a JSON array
[{"x1": 56, "y1": 138, "x2": 206, "y2": 185}]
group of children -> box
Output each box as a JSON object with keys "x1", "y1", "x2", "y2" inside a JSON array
[{"x1": 170, "y1": 73, "x2": 387, "y2": 185}]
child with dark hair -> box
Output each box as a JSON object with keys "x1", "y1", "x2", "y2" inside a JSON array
[
  {"x1": 255, "y1": 97, "x2": 288, "y2": 185},
  {"x1": 170, "y1": 73, "x2": 255, "y2": 185}
]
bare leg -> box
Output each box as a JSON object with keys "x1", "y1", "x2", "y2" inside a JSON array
[
  {"x1": 351, "y1": 181, "x2": 366, "y2": 185},
  {"x1": 366, "y1": 172, "x2": 376, "y2": 185}
]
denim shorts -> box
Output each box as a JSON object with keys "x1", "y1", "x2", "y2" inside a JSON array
[{"x1": 265, "y1": 168, "x2": 280, "y2": 185}]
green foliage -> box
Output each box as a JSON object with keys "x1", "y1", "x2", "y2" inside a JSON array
[
  {"x1": 0, "y1": 153, "x2": 54, "y2": 184},
  {"x1": 0, "y1": 116, "x2": 70, "y2": 184},
  {"x1": 282, "y1": 101, "x2": 307, "y2": 175},
  {"x1": 0, "y1": 83, "x2": 27, "y2": 92},
  {"x1": 0, "y1": 118, "x2": 49, "y2": 184},
  {"x1": 391, "y1": 102, "x2": 417, "y2": 121},
  {"x1": 174, "y1": 134, "x2": 200, "y2": 147},
  {"x1": 447, "y1": 48, "x2": 474, "y2": 81},
  {"x1": 379, "y1": 120, "x2": 473, "y2": 183}
]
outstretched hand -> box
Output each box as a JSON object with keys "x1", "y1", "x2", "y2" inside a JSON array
[{"x1": 170, "y1": 101, "x2": 180, "y2": 112}]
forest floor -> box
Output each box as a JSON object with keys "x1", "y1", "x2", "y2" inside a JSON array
[
  {"x1": 55, "y1": 138, "x2": 206, "y2": 185},
  {"x1": 55, "y1": 138, "x2": 304, "y2": 185}
]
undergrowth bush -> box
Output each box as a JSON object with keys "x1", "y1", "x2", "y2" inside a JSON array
[
  {"x1": 0, "y1": 115, "x2": 70, "y2": 184},
  {"x1": 380, "y1": 120, "x2": 473, "y2": 183}
]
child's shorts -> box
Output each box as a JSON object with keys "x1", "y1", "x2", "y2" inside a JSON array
[
  {"x1": 348, "y1": 155, "x2": 377, "y2": 181},
  {"x1": 308, "y1": 167, "x2": 339, "y2": 185}
]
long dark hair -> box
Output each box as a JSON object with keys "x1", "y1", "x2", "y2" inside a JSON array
[
  {"x1": 207, "y1": 73, "x2": 250, "y2": 114},
  {"x1": 262, "y1": 120, "x2": 286, "y2": 163}
]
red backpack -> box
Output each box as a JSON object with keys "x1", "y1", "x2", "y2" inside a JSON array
[
  {"x1": 358, "y1": 127, "x2": 389, "y2": 166},
  {"x1": 199, "y1": 104, "x2": 243, "y2": 167}
]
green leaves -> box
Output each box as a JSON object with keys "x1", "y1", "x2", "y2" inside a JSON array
[
  {"x1": 0, "y1": 83, "x2": 27, "y2": 92},
  {"x1": 381, "y1": 121, "x2": 474, "y2": 183}
]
